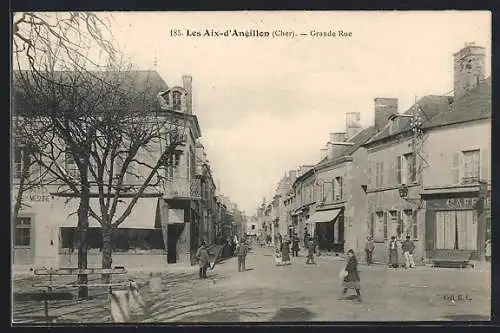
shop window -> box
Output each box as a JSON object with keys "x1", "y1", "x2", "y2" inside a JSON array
[
  {"x1": 389, "y1": 210, "x2": 400, "y2": 238},
  {"x1": 402, "y1": 209, "x2": 418, "y2": 239},
  {"x1": 15, "y1": 217, "x2": 32, "y2": 247}
]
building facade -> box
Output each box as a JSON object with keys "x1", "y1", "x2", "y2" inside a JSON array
[{"x1": 363, "y1": 43, "x2": 490, "y2": 264}]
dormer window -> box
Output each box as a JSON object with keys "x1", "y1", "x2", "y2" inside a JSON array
[{"x1": 173, "y1": 91, "x2": 182, "y2": 111}]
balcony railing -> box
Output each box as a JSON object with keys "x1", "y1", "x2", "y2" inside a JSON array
[{"x1": 164, "y1": 176, "x2": 201, "y2": 199}]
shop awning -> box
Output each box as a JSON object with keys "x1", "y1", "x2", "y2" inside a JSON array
[
  {"x1": 308, "y1": 209, "x2": 341, "y2": 224},
  {"x1": 53, "y1": 197, "x2": 159, "y2": 229}
]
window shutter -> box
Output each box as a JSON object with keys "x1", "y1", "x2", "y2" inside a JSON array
[
  {"x1": 396, "y1": 156, "x2": 402, "y2": 184},
  {"x1": 370, "y1": 213, "x2": 374, "y2": 238},
  {"x1": 383, "y1": 211, "x2": 388, "y2": 239},
  {"x1": 380, "y1": 162, "x2": 384, "y2": 186},
  {"x1": 451, "y1": 153, "x2": 459, "y2": 184},
  {"x1": 412, "y1": 210, "x2": 418, "y2": 239},
  {"x1": 481, "y1": 148, "x2": 489, "y2": 181},
  {"x1": 368, "y1": 167, "x2": 372, "y2": 187},
  {"x1": 397, "y1": 210, "x2": 403, "y2": 238}
]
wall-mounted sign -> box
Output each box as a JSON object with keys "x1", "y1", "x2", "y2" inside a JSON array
[
  {"x1": 168, "y1": 209, "x2": 185, "y2": 224},
  {"x1": 427, "y1": 197, "x2": 481, "y2": 211},
  {"x1": 29, "y1": 194, "x2": 51, "y2": 202}
]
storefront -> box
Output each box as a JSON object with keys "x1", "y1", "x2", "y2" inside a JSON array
[
  {"x1": 423, "y1": 190, "x2": 490, "y2": 261},
  {"x1": 308, "y1": 207, "x2": 344, "y2": 252}
]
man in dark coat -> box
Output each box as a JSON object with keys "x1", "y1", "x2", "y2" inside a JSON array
[
  {"x1": 291, "y1": 233, "x2": 300, "y2": 257},
  {"x1": 306, "y1": 237, "x2": 316, "y2": 264},
  {"x1": 196, "y1": 241, "x2": 210, "y2": 279},
  {"x1": 365, "y1": 236, "x2": 375, "y2": 265},
  {"x1": 236, "y1": 238, "x2": 249, "y2": 272}
]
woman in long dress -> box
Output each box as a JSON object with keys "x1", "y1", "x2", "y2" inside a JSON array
[
  {"x1": 281, "y1": 238, "x2": 291, "y2": 265},
  {"x1": 340, "y1": 249, "x2": 361, "y2": 302},
  {"x1": 388, "y1": 236, "x2": 399, "y2": 268}
]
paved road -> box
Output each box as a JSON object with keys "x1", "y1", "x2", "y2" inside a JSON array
[{"x1": 12, "y1": 246, "x2": 490, "y2": 323}]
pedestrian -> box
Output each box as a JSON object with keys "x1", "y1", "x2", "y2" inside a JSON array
[
  {"x1": 388, "y1": 236, "x2": 399, "y2": 268},
  {"x1": 340, "y1": 249, "x2": 361, "y2": 302},
  {"x1": 237, "y1": 238, "x2": 249, "y2": 272},
  {"x1": 278, "y1": 234, "x2": 283, "y2": 250},
  {"x1": 291, "y1": 233, "x2": 300, "y2": 257},
  {"x1": 281, "y1": 237, "x2": 291, "y2": 265},
  {"x1": 306, "y1": 237, "x2": 316, "y2": 264},
  {"x1": 195, "y1": 241, "x2": 210, "y2": 279},
  {"x1": 402, "y1": 235, "x2": 416, "y2": 269},
  {"x1": 365, "y1": 236, "x2": 375, "y2": 265},
  {"x1": 485, "y1": 239, "x2": 491, "y2": 262}
]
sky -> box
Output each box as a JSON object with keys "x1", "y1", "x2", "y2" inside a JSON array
[{"x1": 20, "y1": 11, "x2": 492, "y2": 215}]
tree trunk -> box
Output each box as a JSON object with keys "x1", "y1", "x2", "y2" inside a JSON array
[
  {"x1": 101, "y1": 223, "x2": 113, "y2": 283},
  {"x1": 77, "y1": 177, "x2": 90, "y2": 299},
  {"x1": 76, "y1": 158, "x2": 91, "y2": 299}
]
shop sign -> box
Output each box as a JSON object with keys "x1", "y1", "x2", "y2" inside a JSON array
[{"x1": 427, "y1": 197, "x2": 479, "y2": 210}]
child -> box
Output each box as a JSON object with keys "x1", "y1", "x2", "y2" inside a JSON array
[
  {"x1": 340, "y1": 249, "x2": 361, "y2": 302},
  {"x1": 274, "y1": 247, "x2": 283, "y2": 266}
]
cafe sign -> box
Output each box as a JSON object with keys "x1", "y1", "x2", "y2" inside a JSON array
[{"x1": 427, "y1": 197, "x2": 487, "y2": 211}]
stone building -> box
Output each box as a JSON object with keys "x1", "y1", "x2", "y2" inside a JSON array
[{"x1": 363, "y1": 43, "x2": 490, "y2": 264}]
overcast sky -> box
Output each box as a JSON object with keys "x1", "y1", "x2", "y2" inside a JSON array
[{"x1": 52, "y1": 11, "x2": 495, "y2": 215}]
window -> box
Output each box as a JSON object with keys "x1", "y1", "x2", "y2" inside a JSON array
[
  {"x1": 402, "y1": 153, "x2": 416, "y2": 184},
  {"x1": 463, "y1": 149, "x2": 480, "y2": 182},
  {"x1": 15, "y1": 217, "x2": 32, "y2": 246},
  {"x1": 334, "y1": 177, "x2": 343, "y2": 201},
  {"x1": 14, "y1": 145, "x2": 31, "y2": 179},
  {"x1": 164, "y1": 152, "x2": 181, "y2": 180},
  {"x1": 374, "y1": 211, "x2": 385, "y2": 241},
  {"x1": 65, "y1": 150, "x2": 79, "y2": 179},
  {"x1": 389, "y1": 210, "x2": 401, "y2": 238},
  {"x1": 402, "y1": 209, "x2": 418, "y2": 239},
  {"x1": 251, "y1": 225, "x2": 255, "y2": 230},
  {"x1": 173, "y1": 91, "x2": 182, "y2": 111},
  {"x1": 395, "y1": 156, "x2": 402, "y2": 184}
]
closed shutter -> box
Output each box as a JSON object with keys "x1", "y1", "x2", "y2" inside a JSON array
[
  {"x1": 395, "y1": 156, "x2": 402, "y2": 185},
  {"x1": 397, "y1": 210, "x2": 403, "y2": 238},
  {"x1": 481, "y1": 148, "x2": 489, "y2": 182},
  {"x1": 383, "y1": 211, "x2": 388, "y2": 239},
  {"x1": 370, "y1": 212, "x2": 374, "y2": 238},
  {"x1": 368, "y1": 167, "x2": 372, "y2": 188},
  {"x1": 412, "y1": 210, "x2": 418, "y2": 239},
  {"x1": 380, "y1": 162, "x2": 384, "y2": 186},
  {"x1": 451, "y1": 153, "x2": 459, "y2": 184}
]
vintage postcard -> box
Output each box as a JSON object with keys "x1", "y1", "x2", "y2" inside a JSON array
[{"x1": 11, "y1": 11, "x2": 491, "y2": 323}]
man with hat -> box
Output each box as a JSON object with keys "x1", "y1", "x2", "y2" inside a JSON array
[{"x1": 402, "y1": 235, "x2": 416, "y2": 269}]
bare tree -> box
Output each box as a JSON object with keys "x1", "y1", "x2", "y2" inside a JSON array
[
  {"x1": 13, "y1": 11, "x2": 120, "y2": 298},
  {"x1": 14, "y1": 64, "x2": 191, "y2": 284}
]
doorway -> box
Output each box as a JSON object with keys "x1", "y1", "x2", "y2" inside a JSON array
[
  {"x1": 435, "y1": 210, "x2": 478, "y2": 250},
  {"x1": 167, "y1": 224, "x2": 183, "y2": 263}
]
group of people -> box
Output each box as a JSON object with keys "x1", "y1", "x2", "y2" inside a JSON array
[
  {"x1": 364, "y1": 235, "x2": 416, "y2": 269},
  {"x1": 196, "y1": 235, "x2": 250, "y2": 279}
]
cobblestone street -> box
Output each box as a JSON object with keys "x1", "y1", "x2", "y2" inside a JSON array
[{"x1": 12, "y1": 246, "x2": 490, "y2": 323}]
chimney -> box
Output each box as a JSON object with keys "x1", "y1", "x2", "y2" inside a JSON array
[
  {"x1": 328, "y1": 132, "x2": 346, "y2": 159},
  {"x1": 182, "y1": 74, "x2": 193, "y2": 114},
  {"x1": 453, "y1": 42, "x2": 485, "y2": 100},
  {"x1": 288, "y1": 170, "x2": 297, "y2": 181},
  {"x1": 374, "y1": 98, "x2": 398, "y2": 131},
  {"x1": 345, "y1": 112, "x2": 362, "y2": 139}
]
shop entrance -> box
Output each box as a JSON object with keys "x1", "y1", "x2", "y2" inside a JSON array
[{"x1": 167, "y1": 224, "x2": 183, "y2": 263}]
